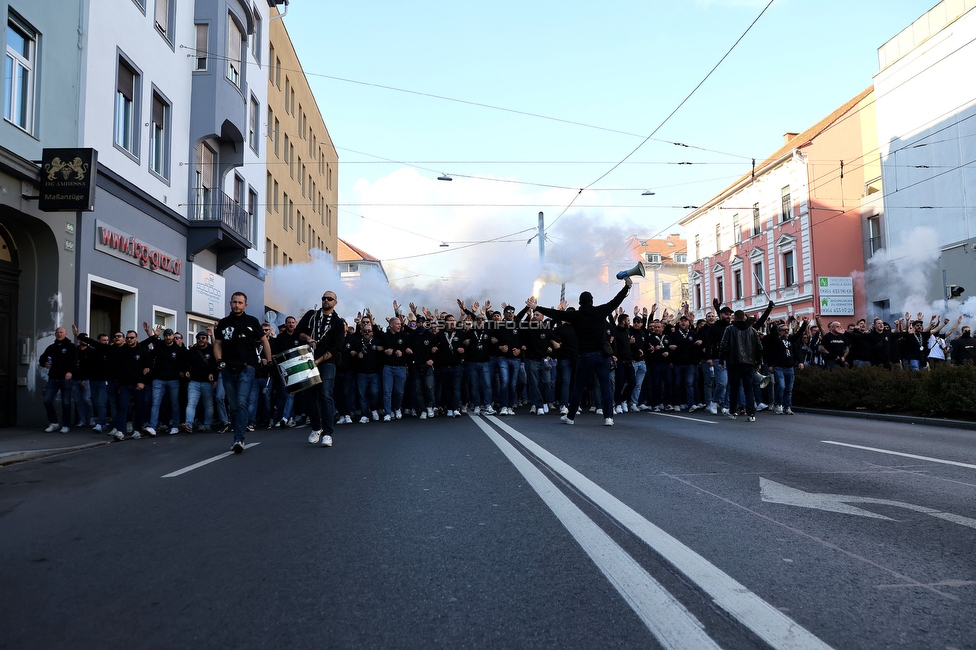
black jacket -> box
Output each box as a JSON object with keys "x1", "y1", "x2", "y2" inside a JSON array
[{"x1": 535, "y1": 285, "x2": 630, "y2": 354}]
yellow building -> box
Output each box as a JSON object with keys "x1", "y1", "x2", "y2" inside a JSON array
[
  {"x1": 264, "y1": 6, "x2": 339, "y2": 312},
  {"x1": 626, "y1": 234, "x2": 689, "y2": 314}
]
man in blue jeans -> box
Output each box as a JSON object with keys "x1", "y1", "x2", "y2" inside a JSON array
[
  {"x1": 40, "y1": 327, "x2": 77, "y2": 433},
  {"x1": 528, "y1": 275, "x2": 632, "y2": 426},
  {"x1": 214, "y1": 292, "x2": 272, "y2": 454},
  {"x1": 297, "y1": 289, "x2": 345, "y2": 446}
]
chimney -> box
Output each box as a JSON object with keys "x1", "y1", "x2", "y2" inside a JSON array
[{"x1": 784, "y1": 132, "x2": 799, "y2": 146}]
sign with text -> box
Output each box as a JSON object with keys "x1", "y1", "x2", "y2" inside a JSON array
[
  {"x1": 190, "y1": 265, "x2": 226, "y2": 318},
  {"x1": 94, "y1": 220, "x2": 183, "y2": 281},
  {"x1": 39, "y1": 148, "x2": 98, "y2": 212},
  {"x1": 818, "y1": 276, "x2": 854, "y2": 296},
  {"x1": 819, "y1": 296, "x2": 854, "y2": 316}
]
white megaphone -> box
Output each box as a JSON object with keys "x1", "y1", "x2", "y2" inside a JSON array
[
  {"x1": 616, "y1": 261, "x2": 646, "y2": 280},
  {"x1": 753, "y1": 369, "x2": 772, "y2": 389}
]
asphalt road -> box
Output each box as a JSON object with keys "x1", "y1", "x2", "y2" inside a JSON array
[{"x1": 1, "y1": 410, "x2": 973, "y2": 649}]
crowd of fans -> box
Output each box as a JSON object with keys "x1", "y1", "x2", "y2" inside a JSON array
[{"x1": 38, "y1": 287, "x2": 976, "y2": 440}]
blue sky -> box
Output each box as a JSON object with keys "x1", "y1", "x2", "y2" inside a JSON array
[{"x1": 280, "y1": 0, "x2": 935, "y2": 303}]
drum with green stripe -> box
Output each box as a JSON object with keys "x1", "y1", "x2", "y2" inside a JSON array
[{"x1": 273, "y1": 345, "x2": 322, "y2": 394}]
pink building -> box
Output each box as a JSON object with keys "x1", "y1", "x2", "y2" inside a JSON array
[{"x1": 679, "y1": 88, "x2": 877, "y2": 324}]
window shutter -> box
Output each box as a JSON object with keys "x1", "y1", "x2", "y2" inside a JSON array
[{"x1": 117, "y1": 63, "x2": 134, "y2": 101}]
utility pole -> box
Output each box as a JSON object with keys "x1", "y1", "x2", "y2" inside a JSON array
[{"x1": 538, "y1": 211, "x2": 545, "y2": 267}]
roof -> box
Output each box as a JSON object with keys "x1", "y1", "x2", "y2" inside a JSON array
[
  {"x1": 629, "y1": 233, "x2": 686, "y2": 259},
  {"x1": 680, "y1": 87, "x2": 873, "y2": 222},
  {"x1": 338, "y1": 238, "x2": 380, "y2": 263}
]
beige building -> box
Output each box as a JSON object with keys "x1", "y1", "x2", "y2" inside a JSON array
[
  {"x1": 264, "y1": 6, "x2": 339, "y2": 312},
  {"x1": 626, "y1": 234, "x2": 689, "y2": 313}
]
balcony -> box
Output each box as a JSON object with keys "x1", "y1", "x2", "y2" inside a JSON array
[{"x1": 186, "y1": 187, "x2": 253, "y2": 272}]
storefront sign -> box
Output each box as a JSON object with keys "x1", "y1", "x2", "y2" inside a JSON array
[
  {"x1": 190, "y1": 265, "x2": 225, "y2": 317},
  {"x1": 819, "y1": 296, "x2": 854, "y2": 316},
  {"x1": 95, "y1": 220, "x2": 182, "y2": 281},
  {"x1": 39, "y1": 148, "x2": 98, "y2": 212},
  {"x1": 818, "y1": 276, "x2": 854, "y2": 296}
]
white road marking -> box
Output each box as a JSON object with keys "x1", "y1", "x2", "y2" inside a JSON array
[
  {"x1": 822, "y1": 440, "x2": 976, "y2": 470},
  {"x1": 648, "y1": 412, "x2": 718, "y2": 424},
  {"x1": 486, "y1": 415, "x2": 833, "y2": 650},
  {"x1": 468, "y1": 415, "x2": 721, "y2": 650},
  {"x1": 161, "y1": 443, "x2": 261, "y2": 478},
  {"x1": 761, "y1": 477, "x2": 976, "y2": 530}
]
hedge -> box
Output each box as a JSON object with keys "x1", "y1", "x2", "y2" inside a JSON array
[{"x1": 792, "y1": 364, "x2": 976, "y2": 419}]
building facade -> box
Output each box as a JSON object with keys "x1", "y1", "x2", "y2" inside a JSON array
[
  {"x1": 681, "y1": 89, "x2": 878, "y2": 325},
  {"x1": 625, "y1": 234, "x2": 688, "y2": 314},
  {"x1": 263, "y1": 5, "x2": 339, "y2": 316},
  {"x1": 870, "y1": 0, "x2": 976, "y2": 314},
  {"x1": 0, "y1": 0, "x2": 270, "y2": 427}
]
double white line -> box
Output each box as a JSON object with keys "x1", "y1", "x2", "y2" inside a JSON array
[{"x1": 473, "y1": 415, "x2": 833, "y2": 650}]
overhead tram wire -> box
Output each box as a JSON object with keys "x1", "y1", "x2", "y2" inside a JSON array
[{"x1": 543, "y1": 0, "x2": 777, "y2": 234}]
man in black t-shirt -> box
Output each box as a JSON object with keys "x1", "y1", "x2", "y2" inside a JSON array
[
  {"x1": 214, "y1": 291, "x2": 272, "y2": 453},
  {"x1": 816, "y1": 318, "x2": 850, "y2": 371}
]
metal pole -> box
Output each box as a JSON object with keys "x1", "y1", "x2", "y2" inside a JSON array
[{"x1": 538, "y1": 211, "x2": 545, "y2": 268}]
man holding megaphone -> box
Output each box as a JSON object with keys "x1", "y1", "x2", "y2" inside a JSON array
[{"x1": 718, "y1": 309, "x2": 763, "y2": 422}]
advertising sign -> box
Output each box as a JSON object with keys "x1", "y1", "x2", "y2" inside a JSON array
[
  {"x1": 95, "y1": 220, "x2": 183, "y2": 281},
  {"x1": 190, "y1": 265, "x2": 226, "y2": 318},
  {"x1": 39, "y1": 148, "x2": 98, "y2": 212}
]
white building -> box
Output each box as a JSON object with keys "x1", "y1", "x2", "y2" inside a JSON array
[{"x1": 871, "y1": 0, "x2": 976, "y2": 311}]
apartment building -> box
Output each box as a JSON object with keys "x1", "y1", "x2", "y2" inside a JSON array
[{"x1": 263, "y1": 5, "x2": 339, "y2": 315}]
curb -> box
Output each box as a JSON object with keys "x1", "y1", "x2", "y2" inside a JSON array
[
  {"x1": 794, "y1": 407, "x2": 976, "y2": 431},
  {"x1": 0, "y1": 440, "x2": 115, "y2": 468}
]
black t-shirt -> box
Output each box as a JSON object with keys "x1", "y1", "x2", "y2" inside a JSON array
[
  {"x1": 214, "y1": 312, "x2": 264, "y2": 369},
  {"x1": 819, "y1": 332, "x2": 848, "y2": 361}
]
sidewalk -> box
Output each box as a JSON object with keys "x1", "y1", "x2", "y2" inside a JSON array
[{"x1": 0, "y1": 425, "x2": 115, "y2": 467}]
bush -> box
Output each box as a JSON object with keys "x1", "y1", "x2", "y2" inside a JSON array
[{"x1": 793, "y1": 363, "x2": 976, "y2": 419}]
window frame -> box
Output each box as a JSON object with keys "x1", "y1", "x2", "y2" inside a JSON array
[
  {"x1": 752, "y1": 203, "x2": 761, "y2": 237},
  {"x1": 193, "y1": 23, "x2": 208, "y2": 71},
  {"x1": 226, "y1": 13, "x2": 243, "y2": 89},
  {"x1": 113, "y1": 53, "x2": 141, "y2": 161},
  {"x1": 782, "y1": 250, "x2": 795, "y2": 287},
  {"x1": 248, "y1": 94, "x2": 259, "y2": 154},
  {"x1": 781, "y1": 185, "x2": 793, "y2": 223},
  {"x1": 154, "y1": 0, "x2": 175, "y2": 48},
  {"x1": 148, "y1": 87, "x2": 171, "y2": 182},
  {"x1": 5, "y1": 14, "x2": 37, "y2": 134}
]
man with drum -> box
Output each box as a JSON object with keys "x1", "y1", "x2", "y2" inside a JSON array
[
  {"x1": 214, "y1": 292, "x2": 272, "y2": 454},
  {"x1": 296, "y1": 289, "x2": 344, "y2": 447}
]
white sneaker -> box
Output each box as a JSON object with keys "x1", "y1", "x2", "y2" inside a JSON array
[
  {"x1": 604, "y1": 418, "x2": 614, "y2": 427},
  {"x1": 560, "y1": 415, "x2": 575, "y2": 425},
  {"x1": 756, "y1": 403, "x2": 768, "y2": 412},
  {"x1": 93, "y1": 424, "x2": 103, "y2": 433},
  {"x1": 589, "y1": 406, "x2": 596, "y2": 413},
  {"x1": 420, "y1": 411, "x2": 427, "y2": 420},
  {"x1": 308, "y1": 430, "x2": 322, "y2": 444},
  {"x1": 371, "y1": 410, "x2": 380, "y2": 421},
  {"x1": 427, "y1": 407, "x2": 435, "y2": 418},
  {"x1": 59, "y1": 426, "x2": 69, "y2": 434},
  {"x1": 395, "y1": 409, "x2": 402, "y2": 420},
  {"x1": 143, "y1": 426, "x2": 156, "y2": 437},
  {"x1": 542, "y1": 404, "x2": 549, "y2": 414},
  {"x1": 707, "y1": 402, "x2": 718, "y2": 415},
  {"x1": 461, "y1": 405, "x2": 468, "y2": 413},
  {"x1": 44, "y1": 423, "x2": 59, "y2": 433},
  {"x1": 529, "y1": 406, "x2": 537, "y2": 414},
  {"x1": 595, "y1": 409, "x2": 603, "y2": 416},
  {"x1": 483, "y1": 406, "x2": 496, "y2": 415},
  {"x1": 559, "y1": 405, "x2": 569, "y2": 415},
  {"x1": 689, "y1": 404, "x2": 701, "y2": 413},
  {"x1": 621, "y1": 402, "x2": 629, "y2": 413},
  {"x1": 131, "y1": 431, "x2": 142, "y2": 439},
  {"x1": 614, "y1": 405, "x2": 622, "y2": 414},
  {"x1": 773, "y1": 405, "x2": 783, "y2": 414},
  {"x1": 169, "y1": 427, "x2": 179, "y2": 435},
  {"x1": 453, "y1": 410, "x2": 461, "y2": 418},
  {"x1": 473, "y1": 406, "x2": 481, "y2": 415},
  {"x1": 536, "y1": 408, "x2": 544, "y2": 416},
  {"x1": 336, "y1": 416, "x2": 347, "y2": 425},
  {"x1": 446, "y1": 410, "x2": 454, "y2": 417},
  {"x1": 320, "y1": 434, "x2": 333, "y2": 447},
  {"x1": 111, "y1": 429, "x2": 124, "y2": 441},
  {"x1": 359, "y1": 416, "x2": 370, "y2": 424},
  {"x1": 383, "y1": 414, "x2": 392, "y2": 422},
  {"x1": 785, "y1": 408, "x2": 795, "y2": 415},
  {"x1": 721, "y1": 408, "x2": 730, "y2": 416}
]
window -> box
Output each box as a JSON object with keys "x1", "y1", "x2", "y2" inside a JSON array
[
  {"x1": 694, "y1": 235, "x2": 700, "y2": 260},
  {"x1": 300, "y1": 161, "x2": 306, "y2": 196},
  {"x1": 781, "y1": 186, "x2": 792, "y2": 222},
  {"x1": 114, "y1": 57, "x2": 140, "y2": 156},
  {"x1": 149, "y1": 91, "x2": 170, "y2": 179},
  {"x1": 694, "y1": 284, "x2": 701, "y2": 310},
  {"x1": 154, "y1": 0, "x2": 173, "y2": 44},
  {"x1": 674, "y1": 253, "x2": 687, "y2": 264},
  {"x1": 283, "y1": 192, "x2": 289, "y2": 227},
  {"x1": 868, "y1": 215, "x2": 882, "y2": 256},
  {"x1": 273, "y1": 244, "x2": 278, "y2": 266},
  {"x1": 274, "y1": 56, "x2": 281, "y2": 86},
  {"x1": 272, "y1": 179, "x2": 279, "y2": 212},
  {"x1": 661, "y1": 283, "x2": 671, "y2": 301},
  {"x1": 226, "y1": 14, "x2": 242, "y2": 87},
  {"x1": 644, "y1": 252, "x2": 661, "y2": 264},
  {"x1": 288, "y1": 197, "x2": 294, "y2": 229},
  {"x1": 715, "y1": 223, "x2": 722, "y2": 251},
  {"x1": 266, "y1": 238, "x2": 272, "y2": 268},
  {"x1": 272, "y1": 117, "x2": 279, "y2": 156},
  {"x1": 288, "y1": 142, "x2": 294, "y2": 178},
  {"x1": 268, "y1": 43, "x2": 274, "y2": 80},
  {"x1": 248, "y1": 187, "x2": 258, "y2": 244},
  {"x1": 249, "y1": 96, "x2": 259, "y2": 153},
  {"x1": 284, "y1": 77, "x2": 290, "y2": 111},
  {"x1": 783, "y1": 251, "x2": 795, "y2": 287},
  {"x1": 233, "y1": 174, "x2": 244, "y2": 208},
  {"x1": 194, "y1": 24, "x2": 208, "y2": 70},
  {"x1": 716, "y1": 276, "x2": 724, "y2": 305},
  {"x1": 734, "y1": 270, "x2": 742, "y2": 300},
  {"x1": 298, "y1": 213, "x2": 304, "y2": 243},
  {"x1": 5, "y1": 16, "x2": 36, "y2": 132},
  {"x1": 753, "y1": 261, "x2": 764, "y2": 295},
  {"x1": 266, "y1": 173, "x2": 273, "y2": 213},
  {"x1": 250, "y1": 8, "x2": 261, "y2": 61},
  {"x1": 733, "y1": 214, "x2": 741, "y2": 244},
  {"x1": 752, "y1": 203, "x2": 761, "y2": 236}
]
